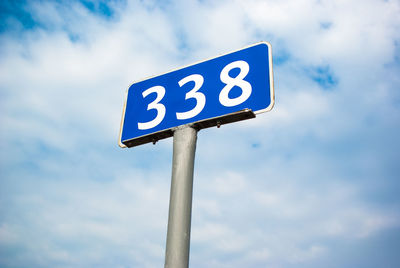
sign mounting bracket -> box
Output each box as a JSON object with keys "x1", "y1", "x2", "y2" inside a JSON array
[{"x1": 121, "y1": 109, "x2": 255, "y2": 148}]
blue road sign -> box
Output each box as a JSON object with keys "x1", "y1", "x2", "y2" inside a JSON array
[{"x1": 119, "y1": 42, "x2": 274, "y2": 147}]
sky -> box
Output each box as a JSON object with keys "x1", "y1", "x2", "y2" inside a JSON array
[{"x1": 0, "y1": 0, "x2": 400, "y2": 267}]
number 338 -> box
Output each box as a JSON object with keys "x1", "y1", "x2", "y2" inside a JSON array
[{"x1": 138, "y1": 60, "x2": 252, "y2": 130}]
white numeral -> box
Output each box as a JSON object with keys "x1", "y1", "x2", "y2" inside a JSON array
[
  {"x1": 176, "y1": 74, "x2": 206, "y2": 120},
  {"x1": 137, "y1": 60, "x2": 253, "y2": 130},
  {"x1": 138, "y1": 86, "x2": 166, "y2": 130},
  {"x1": 219, "y1": 60, "x2": 252, "y2": 107}
]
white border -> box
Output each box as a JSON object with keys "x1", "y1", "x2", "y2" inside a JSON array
[{"x1": 118, "y1": 41, "x2": 274, "y2": 148}]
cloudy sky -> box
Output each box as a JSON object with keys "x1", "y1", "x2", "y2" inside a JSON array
[{"x1": 1, "y1": 0, "x2": 400, "y2": 267}]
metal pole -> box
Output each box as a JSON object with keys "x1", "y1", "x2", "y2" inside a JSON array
[{"x1": 164, "y1": 125, "x2": 198, "y2": 268}]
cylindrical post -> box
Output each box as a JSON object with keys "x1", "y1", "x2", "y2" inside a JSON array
[{"x1": 164, "y1": 125, "x2": 198, "y2": 268}]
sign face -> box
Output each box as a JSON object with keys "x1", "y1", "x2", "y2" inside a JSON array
[{"x1": 119, "y1": 42, "x2": 274, "y2": 147}]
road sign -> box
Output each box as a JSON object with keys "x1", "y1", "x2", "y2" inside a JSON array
[{"x1": 119, "y1": 41, "x2": 274, "y2": 147}]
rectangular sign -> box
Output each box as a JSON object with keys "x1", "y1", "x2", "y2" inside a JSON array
[{"x1": 119, "y1": 42, "x2": 274, "y2": 147}]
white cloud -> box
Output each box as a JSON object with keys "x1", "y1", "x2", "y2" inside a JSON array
[
  {"x1": 287, "y1": 244, "x2": 326, "y2": 263},
  {"x1": 1, "y1": 0, "x2": 400, "y2": 267}
]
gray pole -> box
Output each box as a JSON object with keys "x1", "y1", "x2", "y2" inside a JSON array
[{"x1": 164, "y1": 125, "x2": 198, "y2": 268}]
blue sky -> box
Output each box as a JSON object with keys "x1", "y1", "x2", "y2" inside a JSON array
[{"x1": 1, "y1": 0, "x2": 400, "y2": 267}]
